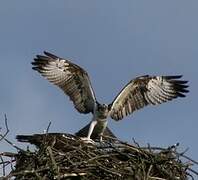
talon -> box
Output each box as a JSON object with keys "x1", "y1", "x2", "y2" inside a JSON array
[
  {"x1": 80, "y1": 137, "x2": 95, "y2": 144},
  {"x1": 99, "y1": 135, "x2": 103, "y2": 142}
]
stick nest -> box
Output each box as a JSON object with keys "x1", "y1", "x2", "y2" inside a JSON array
[{"x1": 1, "y1": 133, "x2": 193, "y2": 180}]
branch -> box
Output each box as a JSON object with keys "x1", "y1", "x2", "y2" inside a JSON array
[
  {"x1": 0, "y1": 114, "x2": 24, "y2": 152},
  {"x1": 0, "y1": 114, "x2": 9, "y2": 141}
]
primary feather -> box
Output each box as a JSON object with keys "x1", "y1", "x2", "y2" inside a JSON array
[
  {"x1": 109, "y1": 75, "x2": 189, "y2": 120},
  {"x1": 32, "y1": 51, "x2": 96, "y2": 114}
]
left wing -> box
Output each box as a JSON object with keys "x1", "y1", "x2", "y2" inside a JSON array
[
  {"x1": 32, "y1": 51, "x2": 96, "y2": 114},
  {"x1": 109, "y1": 75, "x2": 189, "y2": 121}
]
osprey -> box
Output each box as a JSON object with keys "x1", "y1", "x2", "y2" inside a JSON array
[{"x1": 32, "y1": 52, "x2": 189, "y2": 142}]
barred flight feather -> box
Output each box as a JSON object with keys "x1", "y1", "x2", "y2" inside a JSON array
[
  {"x1": 109, "y1": 75, "x2": 189, "y2": 121},
  {"x1": 32, "y1": 51, "x2": 96, "y2": 114}
]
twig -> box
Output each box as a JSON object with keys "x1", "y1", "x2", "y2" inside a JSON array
[
  {"x1": 141, "y1": 145, "x2": 198, "y2": 165},
  {"x1": 47, "y1": 146, "x2": 60, "y2": 179},
  {"x1": 146, "y1": 164, "x2": 153, "y2": 179},
  {"x1": 132, "y1": 138, "x2": 140, "y2": 148},
  {"x1": 0, "y1": 155, "x2": 6, "y2": 176},
  {"x1": 98, "y1": 165, "x2": 122, "y2": 177},
  {"x1": 54, "y1": 172, "x2": 87, "y2": 179},
  {"x1": 0, "y1": 152, "x2": 17, "y2": 157},
  {"x1": 7, "y1": 167, "x2": 50, "y2": 178},
  {"x1": 46, "y1": 121, "x2": 52, "y2": 133},
  {"x1": 181, "y1": 154, "x2": 198, "y2": 165},
  {"x1": 187, "y1": 167, "x2": 198, "y2": 176},
  {"x1": 0, "y1": 114, "x2": 9, "y2": 141},
  {"x1": 10, "y1": 157, "x2": 15, "y2": 171},
  {"x1": 0, "y1": 115, "x2": 24, "y2": 152},
  {"x1": 149, "y1": 177, "x2": 166, "y2": 180},
  {"x1": 1, "y1": 136, "x2": 24, "y2": 152}
]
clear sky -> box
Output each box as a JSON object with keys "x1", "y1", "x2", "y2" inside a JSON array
[{"x1": 0, "y1": 0, "x2": 197, "y2": 175}]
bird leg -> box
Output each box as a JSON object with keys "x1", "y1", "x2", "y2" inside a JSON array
[
  {"x1": 80, "y1": 120, "x2": 97, "y2": 143},
  {"x1": 99, "y1": 134, "x2": 103, "y2": 142},
  {"x1": 87, "y1": 120, "x2": 97, "y2": 139}
]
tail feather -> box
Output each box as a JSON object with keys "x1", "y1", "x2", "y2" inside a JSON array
[{"x1": 16, "y1": 135, "x2": 43, "y2": 146}]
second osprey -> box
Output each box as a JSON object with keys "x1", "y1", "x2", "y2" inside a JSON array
[{"x1": 32, "y1": 52, "x2": 189, "y2": 142}]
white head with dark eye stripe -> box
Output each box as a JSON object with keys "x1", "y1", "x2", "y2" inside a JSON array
[{"x1": 96, "y1": 103, "x2": 109, "y2": 119}]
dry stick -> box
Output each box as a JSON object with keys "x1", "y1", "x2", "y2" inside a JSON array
[
  {"x1": 97, "y1": 165, "x2": 122, "y2": 177},
  {"x1": 0, "y1": 151, "x2": 16, "y2": 175},
  {"x1": 186, "y1": 172, "x2": 195, "y2": 180},
  {"x1": 35, "y1": 172, "x2": 43, "y2": 180},
  {"x1": 73, "y1": 153, "x2": 117, "y2": 167},
  {"x1": 85, "y1": 153, "x2": 122, "y2": 177},
  {"x1": 141, "y1": 146, "x2": 198, "y2": 165},
  {"x1": 46, "y1": 121, "x2": 52, "y2": 133},
  {"x1": 52, "y1": 144, "x2": 98, "y2": 177},
  {"x1": 180, "y1": 154, "x2": 198, "y2": 165},
  {"x1": 187, "y1": 167, "x2": 198, "y2": 176},
  {"x1": 132, "y1": 138, "x2": 141, "y2": 148},
  {"x1": 0, "y1": 155, "x2": 5, "y2": 176},
  {"x1": 146, "y1": 164, "x2": 153, "y2": 180},
  {"x1": 0, "y1": 115, "x2": 26, "y2": 179},
  {"x1": 47, "y1": 146, "x2": 60, "y2": 179},
  {"x1": 10, "y1": 157, "x2": 15, "y2": 171},
  {"x1": 0, "y1": 159, "x2": 15, "y2": 166},
  {"x1": 149, "y1": 177, "x2": 166, "y2": 180},
  {"x1": 1, "y1": 137, "x2": 27, "y2": 152},
  {"x1": 0, "y1": 152, "x2": 17, "y2": 157},
  {"x1": 110, "y1": 139, "x2": 190, "y2": 177},
  {"x1": 0, "y1": 114, "x2": 24, "y2": 152},
  {"x1": 115, "y1": 142, "x2": 198, "y2": 178},
  {"x1": 7, "y1": 167, "x2": 50, "y2": 178},
  {"x1": 0, "y1": 114, "x2": 9, "y2": 141},
  {"x1": 86, "y1": 154, "x2": 117, "y2": 163},
  {"x1": 54, "y1": 172, "x2": 87, "y2": 179},
  {"x1": 55, "y1": 138, "x2": 198, "y2": 178},
  {"x1": 70, "y1": 142, "x2": 122, "y2": 177},
  {"x1": 108, "y1": 139, "x2": 142, "y2": 154}
]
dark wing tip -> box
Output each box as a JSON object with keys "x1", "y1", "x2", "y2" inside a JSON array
[
  {"x1": 31, "y1": 60, "x2": 38, "y2": 65},
  {"x1": 44, "y1": 51, "x2": 59, "y2": 59},
  {"x1": 177, "y1": 92, "x2": 186, "y2": 98},
  {"x1": 169, "y1": 76, "x2": 190, "y2": 97},
  {"x1": 32, "y1": 67, "x2": 37, "y2": 70},
  {"x1": 177, "y1": 80, "x2": 188, "y2": 84},
  {"x1": 31, "y1": 58, "x2": 44, "y2": 69},
  {"x1": 32, "y1": 52, "x2": 58, "y2": 70},
  {"x1": 164, "y1": 75, "x2": 183, "y2": 79}
]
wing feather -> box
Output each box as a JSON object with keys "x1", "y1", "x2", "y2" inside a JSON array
[
  {"x1": 109, "y1": 75, "x2": 189, "y2": 121},
  {"x1": 32, "y1": 51, "x2": 96, "y2": 114}
]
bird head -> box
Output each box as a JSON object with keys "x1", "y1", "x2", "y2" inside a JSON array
[{"x1": 97, "y1": 103, "x2": 109, "y2": 118}]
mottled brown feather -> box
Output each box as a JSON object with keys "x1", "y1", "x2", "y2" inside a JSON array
[
  {"x1": 32, "y1": 51, "x2": 96, "y2": 114},
  {"x1": 109, "y1": 75, "x2": 189, "y2": 121}
]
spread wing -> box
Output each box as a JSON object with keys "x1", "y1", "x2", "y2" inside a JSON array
[
  {"x1": 32, "y1": 51, "x2": 96, "y2": 114},
  {"x1": 109, "y1": 75, "x2": 189, "y2": 121}
]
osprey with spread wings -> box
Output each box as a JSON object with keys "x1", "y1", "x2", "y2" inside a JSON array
[{"x1": 32, "y1": 52, "x2": 189, "y2": 142}]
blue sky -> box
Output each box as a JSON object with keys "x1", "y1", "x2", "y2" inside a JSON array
[{"x1": 0, "y1": 0, "x2": 197, "y2": 175}]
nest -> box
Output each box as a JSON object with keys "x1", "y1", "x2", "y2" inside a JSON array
[{"x1": 1, "y1": 133, "x2": 194, "y2": 179}]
